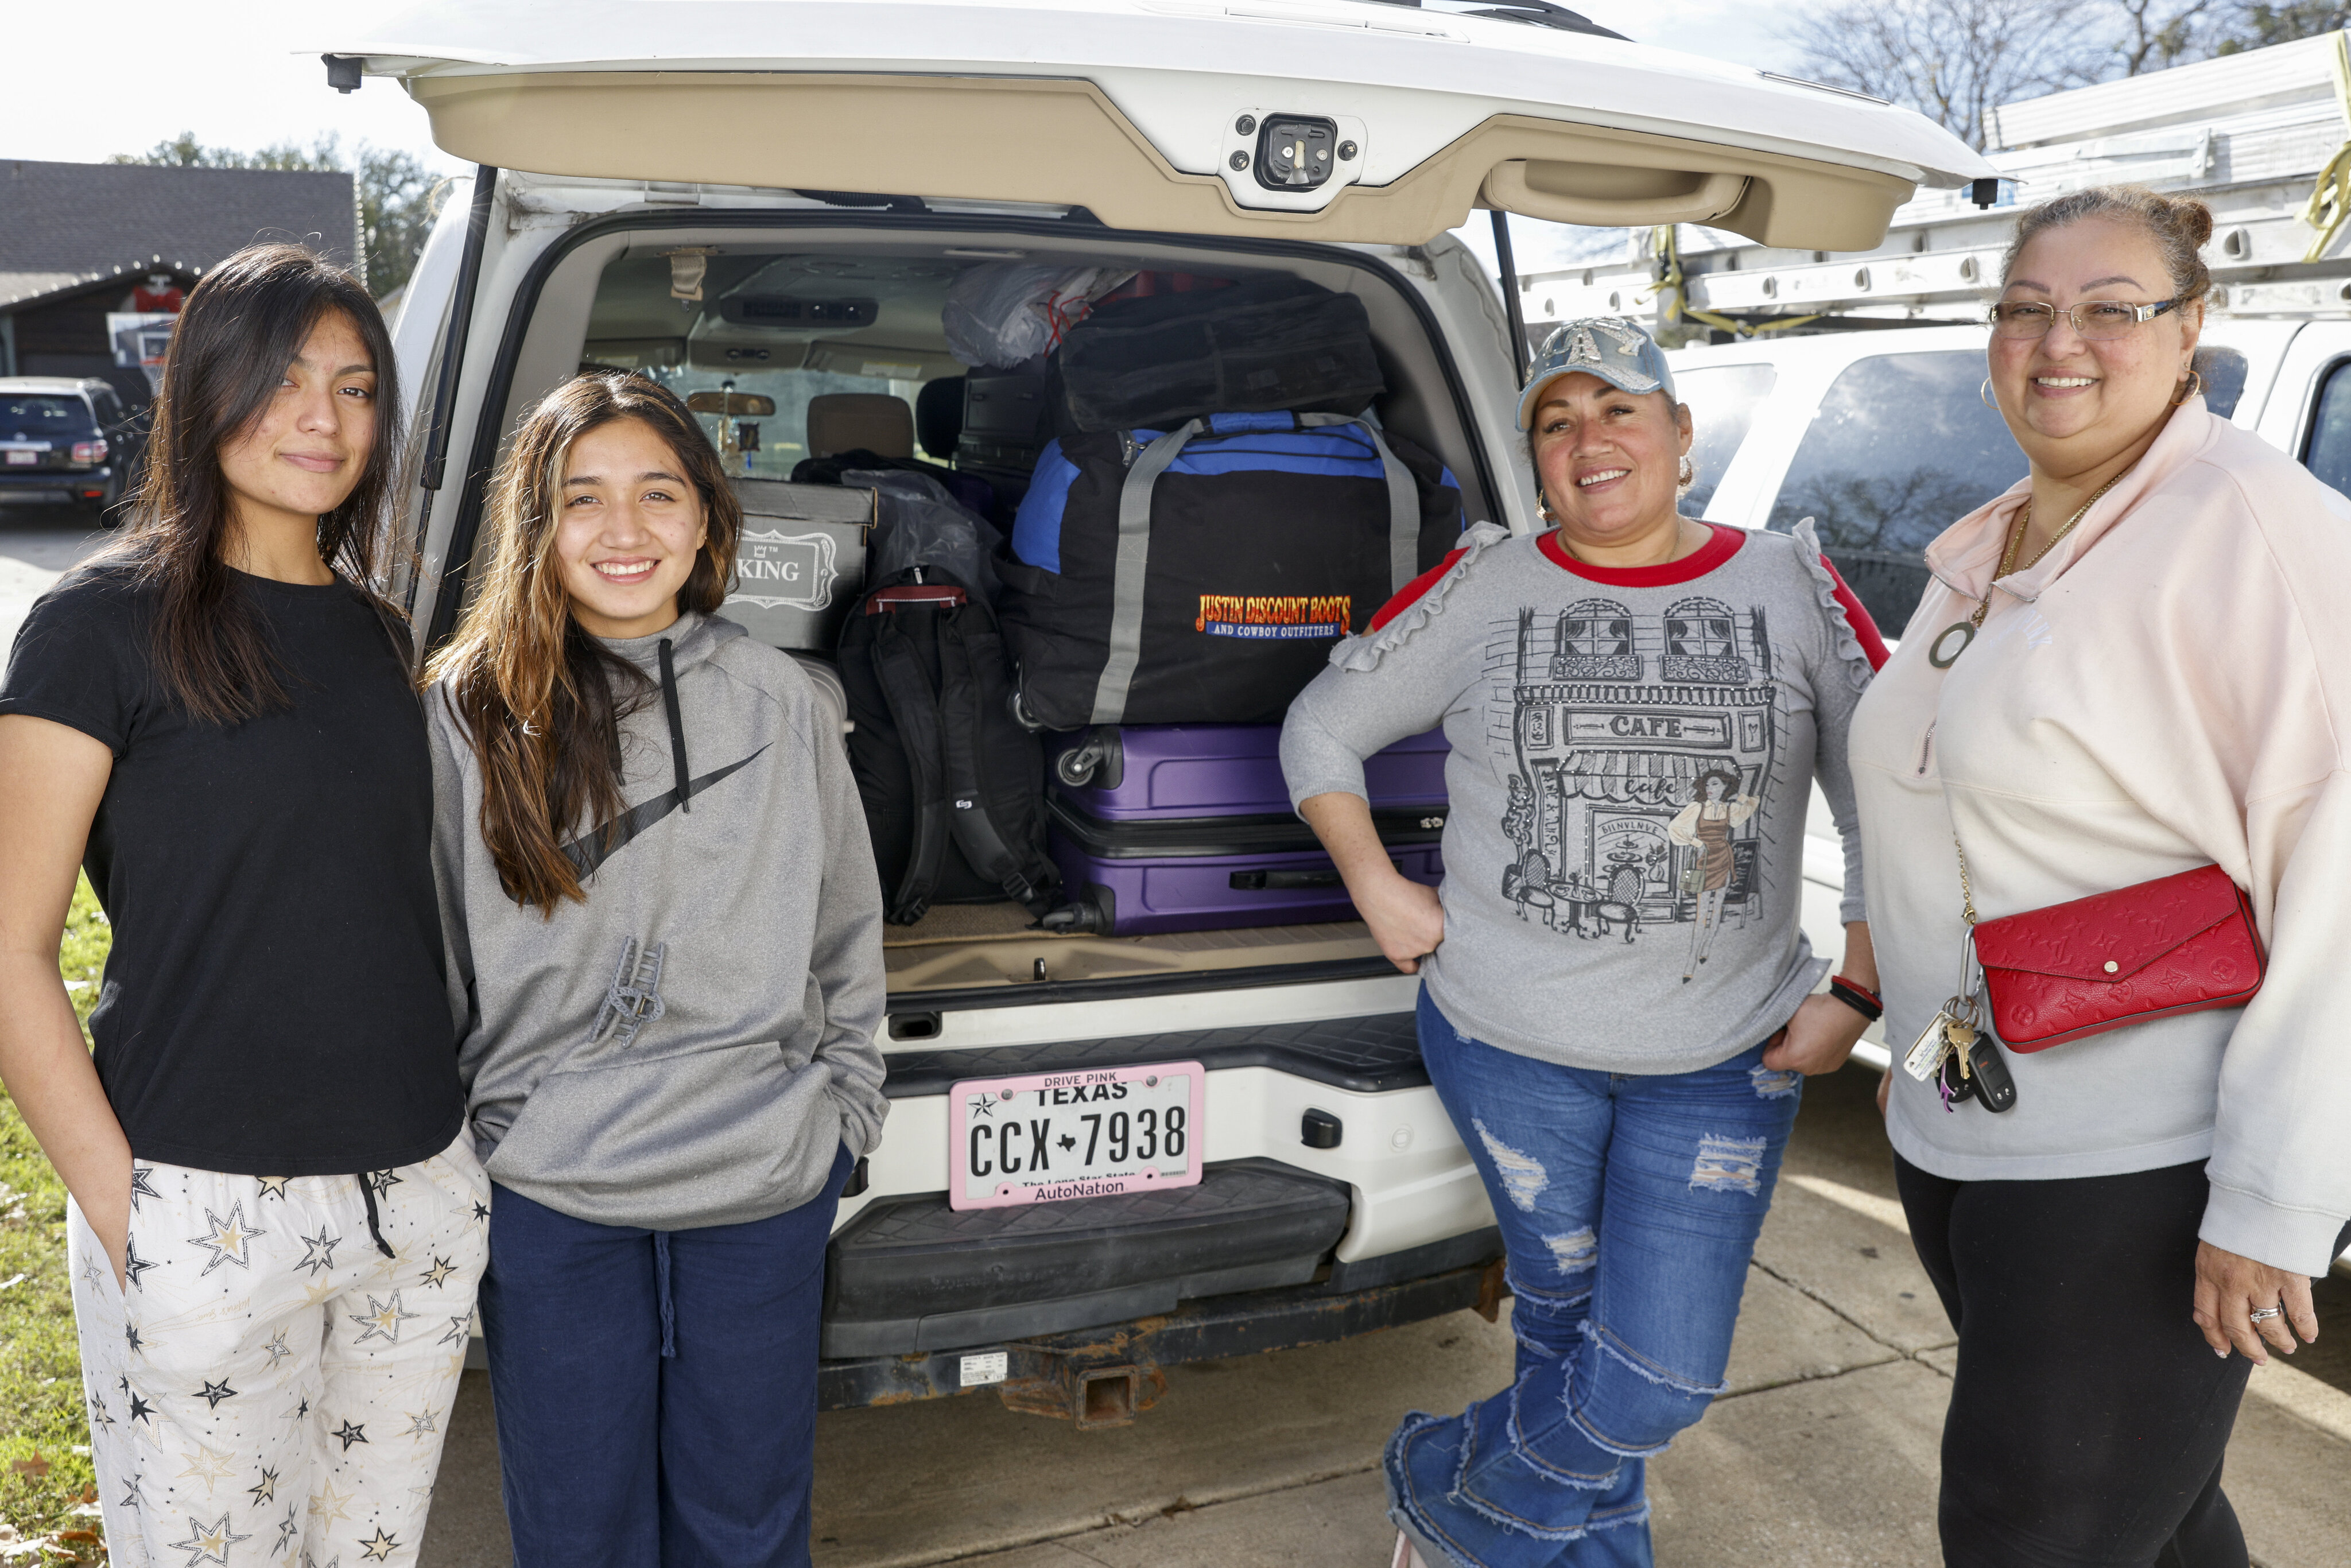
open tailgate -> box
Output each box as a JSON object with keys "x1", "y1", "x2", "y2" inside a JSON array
[{"x1": 329, "y1": 0, "x2": 1995, "y2": 250}]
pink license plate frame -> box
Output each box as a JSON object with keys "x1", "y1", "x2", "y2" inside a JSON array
[{"x1": 948, "y1": 1060, "x2": 1205, "y2": 1211}]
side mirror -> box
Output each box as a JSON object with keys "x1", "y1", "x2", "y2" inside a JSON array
[{"x1": 685, "y1": 390, "x2": 777, "y2": 417}]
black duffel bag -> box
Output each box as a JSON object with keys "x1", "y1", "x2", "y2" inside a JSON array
[
  {"x1": 1057, "y1": 275, "x2": 1386, "y2": 434},
  {"x1": 840, "y1": 566, "x2": 1061, "y2": 925},
  {"x1": 998, "y1": 412, "x2": 1464, "y2": 730}
]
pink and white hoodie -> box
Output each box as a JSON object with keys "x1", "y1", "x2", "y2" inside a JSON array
[{"x1": 1849, "y1": 397, "x2": 2351, "y2": 1274}]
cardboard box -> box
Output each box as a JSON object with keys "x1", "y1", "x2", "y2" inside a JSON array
[{"x1": 723, "y1": 478, "x2": 874, "y2": 651}]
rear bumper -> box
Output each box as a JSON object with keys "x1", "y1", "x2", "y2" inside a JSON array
[
  {"x1": 0, "y1": 466, "x2": 111, "y2": 502},
  {"x1": 824, "y1": 1157, "x2": 1355, "y2": 1357},
  {"x1": 817, "y1": 1000, "x2": 1500, "y2": 1406},
  {"x1": 817, "y1": 1243, "x2": 1506, "y2": 1419}
]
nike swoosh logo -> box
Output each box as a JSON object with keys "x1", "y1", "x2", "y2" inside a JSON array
[{"x1": 562, "y1": 744, "x2": 770, "y2": 879}]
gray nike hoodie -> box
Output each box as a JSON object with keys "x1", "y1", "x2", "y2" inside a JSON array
[{"x1": 426, "y1": 610, "x2": 888, "y2": 1230}]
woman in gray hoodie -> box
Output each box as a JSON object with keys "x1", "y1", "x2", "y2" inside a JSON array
[{"x1": 424, "y1": 372, "x2": 888, "y2": 1568}]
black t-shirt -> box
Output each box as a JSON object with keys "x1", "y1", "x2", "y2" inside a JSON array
[{"x1": 0, "y1": 564, "x2": 463, "y2": 1175}]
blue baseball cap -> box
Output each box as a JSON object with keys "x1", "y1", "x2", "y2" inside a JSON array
[{"x1": 1516, "y1": 317, "x2": 1677, "y2": 429}]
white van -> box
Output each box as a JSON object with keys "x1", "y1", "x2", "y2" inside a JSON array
[{"x1": 334, "y1": 0, "x2": 1991, "y2": 1423}]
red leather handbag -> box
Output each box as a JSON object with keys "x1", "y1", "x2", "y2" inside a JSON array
[{"x1": 1969, "y1": 864, "x2": 2267, "y2": 1053}]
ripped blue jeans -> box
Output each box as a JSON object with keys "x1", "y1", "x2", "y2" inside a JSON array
[{"x1": 1388, "y1": 986, "x2": 1802, "y2": 1567}]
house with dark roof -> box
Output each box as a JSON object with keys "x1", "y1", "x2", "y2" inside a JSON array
[{"x1": 0, "y1": 159, "x2": 360, "y2": 398}]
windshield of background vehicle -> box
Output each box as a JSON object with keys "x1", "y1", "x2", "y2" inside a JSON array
[
  {"x1": 1677, "y1": 363, "x2": 1775, "y2": 518},
  {"x1": 1764, "y1": 347, "x2": 2248, "y2": 632}
]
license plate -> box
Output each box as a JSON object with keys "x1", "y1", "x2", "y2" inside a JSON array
[
  {"x1": 4, "y1": 451, "x2": 37, "y2": 465},
  {"x1": 948, "y1": 1061, "x2": 1204, "y2": 1210}
]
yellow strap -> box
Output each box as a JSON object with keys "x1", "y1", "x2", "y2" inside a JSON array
[
  {"x1": 1648, "y1": 224, "x2": 1823, "y2": 339},
  {"x1": 2302, "y1": 30, "x2": 2351, "y2": 264}
]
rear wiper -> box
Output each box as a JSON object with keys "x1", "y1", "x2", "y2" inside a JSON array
[{"x1": 1355, "y1": 0, "x2": 1628, "y2": 38}]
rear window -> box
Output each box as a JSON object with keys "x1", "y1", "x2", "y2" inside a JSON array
[
  {"x1": 2196, "y1": 346, "x2": 2248, "y2": 420},
  {"x1": 579, "y1": 253, "x2": 951, "y2": 480},
  {"x1": 2302, "y1": 358, "x2": 2351, "y2": 498},
  {"x1": 1763, "y1": 344, "x2": 2256, "y2": 635},
  {"x1": 0, "y1": 395, "x2": 96, "y2": 443},
  {"x1": 1675, "y1": 363, "x2": 1774, "y2": 518},
  {"x1": 1767, "y1": 351, "x2": 2024, "y2": 634}
]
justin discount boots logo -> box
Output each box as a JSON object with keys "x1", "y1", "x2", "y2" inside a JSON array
[{"x1": 1196, "y1": 594, "x2": 1353, "y2": 640}]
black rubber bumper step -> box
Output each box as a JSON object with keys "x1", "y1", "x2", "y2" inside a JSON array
[{"x1": 821, "y1": 1158, "x2": 1349, "y2": 1357}]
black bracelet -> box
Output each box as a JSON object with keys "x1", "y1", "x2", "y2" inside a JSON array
[{"x1": 1828, "y1": 976, "x2": 1883, "y2": 1022}]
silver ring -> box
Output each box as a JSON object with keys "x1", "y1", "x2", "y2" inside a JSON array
[{"x1": 2249, "y1": 1306, "x2": 2284, "y2": 1322}]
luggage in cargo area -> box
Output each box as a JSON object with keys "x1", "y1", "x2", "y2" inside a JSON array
[
  {"x1": 1052, "y1": 723, "x2": 1448, "y2": 818},
  {"x1": 1042, "y1": 725, "x2": 1449, "y2": 937},
  {"x1": 721, "y1": 478, "x2": 874, "y2": 650},
  {"x1": 999, "y1": 413, "x2": 1464, "y2": 730},
  {"x1": 840, "y1": 570, "x2": 1061, "y2": 925},
  {"x1": 1056, "y1": 274, "x2": 1386, "y2": 436}
]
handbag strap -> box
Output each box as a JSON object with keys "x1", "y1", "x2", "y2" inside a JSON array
[{"x1": 1955, "y1": 835, "x2": 1979, "y2": 927}]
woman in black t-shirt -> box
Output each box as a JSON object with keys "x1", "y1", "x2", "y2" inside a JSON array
[{"x1": 0, "y1": 244, "x2": 482, "y2": 1568}]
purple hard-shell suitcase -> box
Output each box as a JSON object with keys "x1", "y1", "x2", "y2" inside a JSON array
[
  {"x1": 1041, "y1": 725, "x2": 1448, "y2": 936},
  {"x1": 1050, "y1": 723, "x2": 1448, "y2": 818}
]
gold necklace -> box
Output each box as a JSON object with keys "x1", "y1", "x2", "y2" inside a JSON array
[{"x1": 1925, "y1": 469, "x2": 2131, "y2": 669}]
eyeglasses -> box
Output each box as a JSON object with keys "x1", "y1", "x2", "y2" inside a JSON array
[{"x1": 1987, "y1": 298, "x2": 2182, "y2": 340}]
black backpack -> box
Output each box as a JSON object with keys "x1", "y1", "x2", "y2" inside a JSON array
[{"x1": 838, "y1": 566, "x2": 1061, "y2": 925}]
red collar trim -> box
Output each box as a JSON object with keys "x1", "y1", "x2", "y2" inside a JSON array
[{"x1": 1537, "y1": 521, "x2": 1745, "y2": 585}]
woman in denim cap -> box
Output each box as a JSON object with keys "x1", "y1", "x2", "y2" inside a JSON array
[{"x1": 1282, "y1": 318, "x2": 1888, "y2": 1566}]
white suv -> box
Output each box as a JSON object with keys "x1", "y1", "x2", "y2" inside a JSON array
[{"x1": 336, "y1": 0, "x2": 1989, "y2": 1423}]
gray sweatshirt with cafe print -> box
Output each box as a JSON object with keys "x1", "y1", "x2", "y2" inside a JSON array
[
  {"x1": 428, "y1": 611, "x2": 888, "y2": 1231},
  {"x1": 1281, "y1": 520, "x2": 1880, "y2": 1074}
]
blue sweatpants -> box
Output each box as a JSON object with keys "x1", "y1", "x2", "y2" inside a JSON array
[
  {"x1": 478, "y1": 1144, "x2": 854, "y2": 1568},
  {"x1": 1387, "y1": 987, "x2": 1802, "y2": 1567}
]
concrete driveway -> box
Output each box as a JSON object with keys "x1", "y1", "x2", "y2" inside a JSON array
[{"x1": 416, "y1": 1066, "x2": 2351, "y2": 1567}]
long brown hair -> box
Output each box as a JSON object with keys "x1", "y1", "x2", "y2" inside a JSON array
[
  {"x1": 97, "y1": 243, "x2": 405, "y2": 723},
  {"x1": 426, "y1": 372, "x2": 742, "y2": 913}
]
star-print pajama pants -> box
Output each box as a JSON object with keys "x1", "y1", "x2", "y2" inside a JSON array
[{"x1": 64, "y1": 1134, "x2": 488, "y2": 1568}]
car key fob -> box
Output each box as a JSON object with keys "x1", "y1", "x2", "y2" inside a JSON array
[{"x1": 1966, "y1": 1037, "x2": 2017, "y2": 1113}]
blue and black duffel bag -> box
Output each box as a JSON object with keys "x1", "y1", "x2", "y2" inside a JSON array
[{"x1": 997, "y1": 412, "x2": 1465, "y2": 729}]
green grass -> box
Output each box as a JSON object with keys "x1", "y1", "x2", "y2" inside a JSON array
[{"x1": 0, "y1": 875, "x2": 113, "y2": 1561}]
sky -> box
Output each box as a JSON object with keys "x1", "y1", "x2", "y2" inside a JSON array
[{"x1": 2, "y1": 0, "x2": 1807, "y2": 179}]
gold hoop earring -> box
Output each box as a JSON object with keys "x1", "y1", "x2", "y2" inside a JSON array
[
  {"x1": 2170, "y1": 369, "x2": 2205, "y2": 407},
  {"x1": 1677, "y1": 454, "x2": 1694, "y2": 486},
  {"x1": 1980, "y1": 378, "x2": 1998, "y2": 411}
]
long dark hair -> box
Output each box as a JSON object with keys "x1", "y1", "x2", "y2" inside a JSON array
[
  {"x1": 95, "y1": 243, "x2": 405, "y2": 723},
  {"x1": 425, "y1": 373, "x2": 742, "y2": 914}
]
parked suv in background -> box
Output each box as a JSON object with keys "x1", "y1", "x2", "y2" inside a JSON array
[
  {"x1": 329, "y1": 0, "x2": 1992, "y2": 1426},
  {"x1": 0, "y1": 377, "x2": 142, "y2": 516}
]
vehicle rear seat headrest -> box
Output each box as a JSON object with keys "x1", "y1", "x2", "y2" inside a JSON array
[
  {"x1": 915, "y1": 376, "x2": 965, "y2": 460},
  {"x1": 806, "y1": 393, "x2": 914, "y2": 460}
]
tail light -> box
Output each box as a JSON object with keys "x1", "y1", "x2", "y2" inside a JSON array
[{"x1": 70, "y1": 439, "x2": 108, "y2": 465}]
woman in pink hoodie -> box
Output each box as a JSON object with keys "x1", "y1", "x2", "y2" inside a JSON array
[{"x1": 1850, "y1": 185, "x2": 2351, "y2": 1567}]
